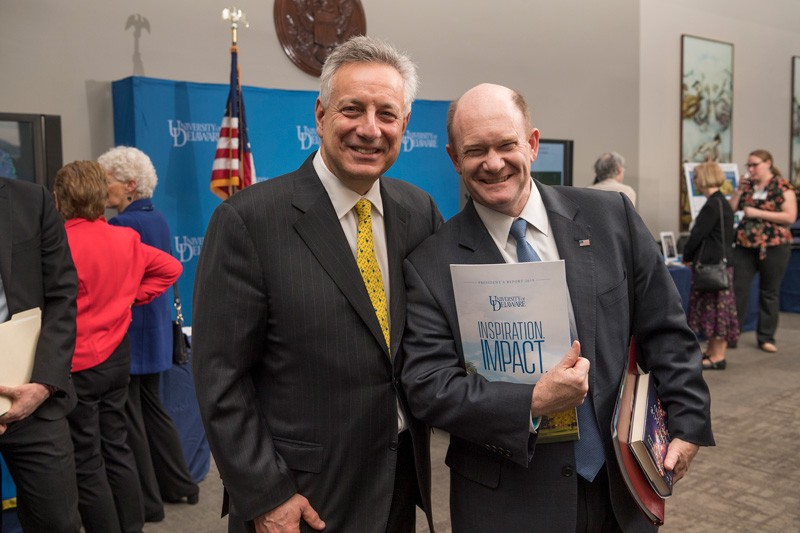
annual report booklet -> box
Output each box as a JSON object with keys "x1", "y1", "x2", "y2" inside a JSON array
[
  {"x1": 0, "y1": 308, "x2": 42, "y2": 416},
  {"x1": 450, "y1": 261, "x2": 578, "y2": 443}
]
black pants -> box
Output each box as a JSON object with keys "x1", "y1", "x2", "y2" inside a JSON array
[
  {"x1": 732, "y1": 243, "x2": 791, "y2": 345},
  {"x1": 68, "y1": 336, "x2": 144, "y2": 533},
  {"x1": 0, "y1": 416, "x2": 81, "y2": 533},
  {"x1": 576, "y1": 466, "x2": 622, "y2": 533},
  {"x1": 126, "y1": 372, "x2": 198, "y2": 516}
]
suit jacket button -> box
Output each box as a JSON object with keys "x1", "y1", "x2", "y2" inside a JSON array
[
  {"x1": 390, "y1": 441, "x2": 398, "y2": 451},
  {"x1": 562, "y1": 465, "x2": 574, "y2": 477}
]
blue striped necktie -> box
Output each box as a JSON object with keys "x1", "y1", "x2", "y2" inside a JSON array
[{"x1": 509, "y1": 218, "x2": 605, "y2": 482}]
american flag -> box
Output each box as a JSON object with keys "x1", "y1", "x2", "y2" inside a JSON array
[{"x1": 210, "y1": 44, "x2": 255, "y2": 200}]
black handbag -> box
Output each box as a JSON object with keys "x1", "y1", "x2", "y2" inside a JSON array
[
  {"x1": 172, "y1": 281, "x2": 190, "y2": 365},
  {"x1": 692, "y1": 198, "x2": 729, "y2": 292}
]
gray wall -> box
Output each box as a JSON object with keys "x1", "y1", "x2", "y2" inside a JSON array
[
  {"x1": 1, "y1": 0, "x2": 798, "y2": 235},
  {"x1": 639, "y1": 0, "x2": 800, "y2": 234}
]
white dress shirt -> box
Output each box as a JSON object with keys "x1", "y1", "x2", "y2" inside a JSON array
[
  {"x1": 314, "y1": 152, "x2": 391, "y2": 313},
  {"x1": 313, "y1": 151, "x2": 406, "y2": 432},
  {"x1": 0, "y1": 271, "x2": 8, "y2": 323}
]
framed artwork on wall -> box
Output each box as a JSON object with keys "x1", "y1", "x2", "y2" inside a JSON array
[
  {"x1": 791, "y1": 56, "x2": 800, "y2": 187},
  {"x1": 679, "y1": 35, "x2": 733, "y2": 230}
]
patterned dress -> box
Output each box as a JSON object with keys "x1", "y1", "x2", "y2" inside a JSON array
[
  {"x1": 684, "y1": 192, "x2": 739, "y2": 343},
  {"x1": 735, "y1": 176, "x2": 794, "y2": 259}
]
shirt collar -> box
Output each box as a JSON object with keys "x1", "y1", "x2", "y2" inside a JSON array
[
  {"x1": 313, "y1": 151, "x2": 384, "y2": 219},
  {"x1": 473, "y1": 179, "x2": 551, "y2": 244}
]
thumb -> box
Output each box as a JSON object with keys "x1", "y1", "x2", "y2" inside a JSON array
[
  {"x1": 301, "y1": 501, "x2": 325, "y2": 531},
  {"x1": 559, "y1": 340, "x2": 581, "y2": 368}
]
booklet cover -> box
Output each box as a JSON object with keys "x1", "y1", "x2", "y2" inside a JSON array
[
  {"x1": 450, "y1": 261, "x2": 577, "y2": 443},
  {"x1": 0, "y1": 308, "x2": 42, "y2": 416}
]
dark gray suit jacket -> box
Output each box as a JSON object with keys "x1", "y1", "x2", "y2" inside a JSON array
[
  {"x1": 0, "y1": 177, "x2": 78, "y2": 419},
  {"x1": 192, "y1": 155, "x2": 442, "y2": 531},
  {"x1": 401, "y1": 183, "x2": 713, "y2": 532}
]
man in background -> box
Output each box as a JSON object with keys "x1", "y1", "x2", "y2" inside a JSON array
[
  {"x1": 401, "y1": 84, "x2": 713, "y2": 531},
  {"x1": 192, "y1": 36, "x2": 442, "y2": 532},
  {"x1": 0, "y1": 176, "x2": 81, "y2": 532},
  {"x1": 588, "y1": 151, "x2": 637, "y2": 207}
]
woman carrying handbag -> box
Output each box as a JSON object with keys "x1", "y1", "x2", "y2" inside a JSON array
[{"x1": 683, "y1": 161, "x2": 739, "y2": 370}]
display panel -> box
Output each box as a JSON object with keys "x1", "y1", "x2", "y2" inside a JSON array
[{"x1": 531, "y1": 138, "x2": 574, "y2": 186}]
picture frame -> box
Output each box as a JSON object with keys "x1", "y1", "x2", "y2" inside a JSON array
[
  {"x1": 791, "y1": 56, "x2": 800, "y2": 187},
  {"x1": 659, "y1": 231, "x2": 678, "y2": 263},
  {"x1": 679, "y1": 35, "x2": 734, "y2": 230}
]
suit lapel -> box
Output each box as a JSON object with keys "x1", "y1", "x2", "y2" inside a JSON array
[
  {"x1": 458, "y1": 200, "x2": 505, "y2": 264},
  {"x1": 382, "y1": 184, "x2": 409, "y2": 359},
  {"x1": 0, "y1": 181, "x2": 12, "y2": 286},
  {"x1": 537, "y1": 183, "x2": 598, "y2": 380},
  {"x1": 291, "y1": 158, "x2": 390, "y2": 356}
]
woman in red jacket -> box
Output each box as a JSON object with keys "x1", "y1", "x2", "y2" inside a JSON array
[{"x1": 53, "y1": 161, "x2": 182, "y2": 533}]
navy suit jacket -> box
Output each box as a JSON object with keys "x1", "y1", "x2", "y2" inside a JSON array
[
  {"x1": 192, "y1": 155, "x2": 443, "y2": 531},
  {"x1": 0, "y1": 178, "x2": 78, "y2": 419},
  {"x1": 110, "y1": 198, "x2": 174, "y2": 375},
  {"x1": 401, "y1": 183, "x2": 713, "y2": 532}
]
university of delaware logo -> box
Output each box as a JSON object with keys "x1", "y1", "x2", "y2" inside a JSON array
[
  {"x1": 297, "y1": 125, "x2": 320, "y2": 150},
  {"x1": 174, "y1": 236, "x2": 204, "y2": 262},
  {"x1": 168, "y1": 120, "x2": 219, "y2": 148},
  {"x1": 295, "y1": 126, "x2": 438, "y2": 153},
  {"x1": 402, "y1": 132, "x2": 438, "y2": 152},
  {"x1": 489, "y1": 295, "x2": 527, "y2": 311}
]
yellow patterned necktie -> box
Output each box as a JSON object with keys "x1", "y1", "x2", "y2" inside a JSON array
[{"x1": 355, "y1": 198, "x2": 390, "y2": 350}]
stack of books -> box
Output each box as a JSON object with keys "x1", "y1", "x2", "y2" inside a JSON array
[{"x1": 611, "y1": 340, "x2": 673, "y2": 526}]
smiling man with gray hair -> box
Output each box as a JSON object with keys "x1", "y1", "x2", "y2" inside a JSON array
[{"x1": 192, "y1": 35, "x2": 442, "y2": 533}]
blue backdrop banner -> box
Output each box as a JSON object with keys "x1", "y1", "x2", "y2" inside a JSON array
[{"x1": 112, "y1": 76, "x2": 458, "y2": 326}]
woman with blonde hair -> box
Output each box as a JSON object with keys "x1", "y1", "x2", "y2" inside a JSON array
[
  {"x1": 54, "y1": 160, "x2": 181, "y2": 532},
  {"x1": 683, "y1": 161, "x2": 738, "y2": 369}
]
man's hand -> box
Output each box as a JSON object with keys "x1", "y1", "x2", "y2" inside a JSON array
[
  {"x1": 663, "y1": 437, "x2": 699, "y2": 484},
  {"x1": 530, "y1": 341, "x2": 589, "y2": 417},
  {"x1": 254, "y1": 493, "x2": 325, "y2": 533},
  {"x1": 0, "y1": 383, "x2": 50, "y2": 435}
]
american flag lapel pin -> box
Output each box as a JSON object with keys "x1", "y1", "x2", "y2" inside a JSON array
[{"x1": 578, "y1": 239, "x2": 591, "y2": 247}]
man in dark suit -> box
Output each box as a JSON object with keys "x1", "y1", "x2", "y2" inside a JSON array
[
  {"x1": 192, "y1": 36, "x2": 442, "y2": 533},
  {"x1": 0, "y1": 177, "x2": 81, "y2": 532},
  {"x1": 401, "y1": 84, "x2": 714, "y2": 531}
]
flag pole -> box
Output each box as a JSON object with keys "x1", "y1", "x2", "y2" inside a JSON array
[
  {"x1": 218, "y1": 7, "x2": 250, "y2": 199},
  {"x1": 221, "y1": 7, "x2": 248, "y2": 46}
]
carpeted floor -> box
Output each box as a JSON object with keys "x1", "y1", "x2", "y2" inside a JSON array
[{"x1": 141, "y1": 312, "x2": 800, "y2": 532}]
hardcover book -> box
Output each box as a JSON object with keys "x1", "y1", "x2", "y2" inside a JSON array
[
  {"x1": 630, "y1": 372, "x2": 673, "y2": 497},
  {"x1": 611, "y1": 340, "x2": 666, "y2": 525},
  {"x1": 451, "y1": 261, "x2": 578, "y2": 443}
]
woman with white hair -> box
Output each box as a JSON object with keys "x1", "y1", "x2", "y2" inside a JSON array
[{"x1": 98, "y1": 146, "x2": 199, "y2": 521}]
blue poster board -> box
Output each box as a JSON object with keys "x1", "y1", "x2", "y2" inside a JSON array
[{"x1": 112, "y1": 76, "x2": 458, "y2": 326}]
